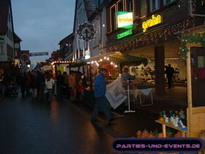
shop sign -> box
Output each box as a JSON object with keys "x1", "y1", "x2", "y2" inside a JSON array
[
  {"x1": 117, "y1": 29, "x2": 133, "y2": 39},
  {"x1": 117, "y1": 11, "x2": 133, "y2": 29},
  {"x1": 142, "y1": 15, "x2": 162, "y2": 32},
  {"x1": 85, "y1": 50, "x2": 90, "y2": 59}
]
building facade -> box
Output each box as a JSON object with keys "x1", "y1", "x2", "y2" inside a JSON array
[
  {"x1": 104, "y1": 0, "x2": 205, "y2": 96},
  {"x1": 0, "y1": 0, "x2": 15, "y2": 62}
]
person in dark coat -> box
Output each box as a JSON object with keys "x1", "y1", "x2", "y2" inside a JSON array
[
  {"x1": 165, "y1": 64, "x2": 175, "y2": 89},
  {"x1": 91, "y1": 68, "x2": 114, "y2": 124},
  {"x1": 56, "y1": 71, "x2": 64, "y2": 97},
  {"x1": 19, "y1": 72, "x2": 27, "y2": 98}
]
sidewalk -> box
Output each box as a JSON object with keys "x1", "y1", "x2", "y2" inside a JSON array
[
  {"x1": 132, "y1": 86, "x2": 187, "y2": 114},
  {"x1": 84, "y1": 86, "x2": 187, "y2": 115}
]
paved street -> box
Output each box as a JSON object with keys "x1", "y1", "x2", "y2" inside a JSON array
[
  {"x1": 0, "y1": 96, "x2": 115, "y2": 154},
  {"x1": 0, "y1": 93, "x2": 161, "y2": 154}
]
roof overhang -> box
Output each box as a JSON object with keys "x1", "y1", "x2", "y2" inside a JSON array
[{"x1": 84, "y1": 51, "x2": 147, "y2": 66}]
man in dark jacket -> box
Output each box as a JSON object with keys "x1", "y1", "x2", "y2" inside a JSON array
[
  {"x1": 91, "y1": 68, "x2": 113, "y2": 124},
  {"x1": 56, "y1": 71, "x2": 64, "y2": 97}
]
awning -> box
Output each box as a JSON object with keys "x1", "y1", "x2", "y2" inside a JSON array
[{"x1": 84, "y1": 51, "x2": 147, "y2": 66}]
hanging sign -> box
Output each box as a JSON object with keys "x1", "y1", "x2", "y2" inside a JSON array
[
  {"x1": 29, "y1": 52, "x2": 49, "y2": 57},
  {"x1": 142, "y1": 15, "x2": 162, "y2": 32},
  {"x1": 85, "y1": 50, "x2": 90, "y2": 59},
  {"x1": 117, "y1": 11, "x2": 133, "y2": 29}
]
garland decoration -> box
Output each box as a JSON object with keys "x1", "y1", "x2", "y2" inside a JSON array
[
  {"x1": 77, "y1": 22, "x2": 96, "y2": 41},
  {"x1": 180, "y1": 32, "x2": 205, "y2": 60}
]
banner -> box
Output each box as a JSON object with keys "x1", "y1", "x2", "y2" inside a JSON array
[
  {"x1": 106, "y1": 76, "x2": 127, "y2": 109},
  {"x1": 29, "y1": 52, "x2": 49, "y2": 57}
]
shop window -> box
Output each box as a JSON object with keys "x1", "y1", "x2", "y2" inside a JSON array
[
  {"x1": 163, "y1": 0, "x2": 176, "y2": 5},
  {"x1": 149, "y1": 0, "x2": 160, "y2": 12},
  {"x1": 110, "y1": 6, "x2": 116, "y2": 32},
  {"x1": 126, "y1": 0, "x2": 133, "y2": 12},
  {"x1": 140, "y1": 0, "x2": 147, "y2": 17},
  {"x1": 118, "y1": 0, "x2": 123, "y2": 11}
]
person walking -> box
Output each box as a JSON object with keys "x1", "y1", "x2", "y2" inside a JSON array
[
  {"x1": 31, "y1": 71, "x2": 38, "y2": 99},
  {"x1": 56, "y1": 71, "x2": 64, "y2": 99},
  {"x1": 91, "y1": 68, "x2": 113, "y2": 124},
  {"x1": 45, "y1": 72, "x2": 54, "y2": 102},
  {"x1": 19, "y1": 72, "x2": 27, "y2": 98},
  {"x1": 165, "y1": 64, "x2": 175, "y2": 89},
  {"x1": 68, "y1": 71, "x2": 77, "y2": 101}
]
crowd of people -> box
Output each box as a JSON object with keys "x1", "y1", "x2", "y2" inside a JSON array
[{"x1": 0, "y1": 70, "x2": 88, "y2": 102}]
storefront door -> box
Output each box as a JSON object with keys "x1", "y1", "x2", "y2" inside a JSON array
[{"x1": 191, "y1": 47, "x2": 205, "y2": 107}]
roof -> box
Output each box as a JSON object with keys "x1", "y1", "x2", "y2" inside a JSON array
[
  {"x1": 58, "y1": 33, "x2": 74, "y2": 45},
  {"x1": 0, "y1": 0, "x2": 10, "y2": 35},
  {"x1": 14, "y1": 32, "x2": 22, "y2": 43}
]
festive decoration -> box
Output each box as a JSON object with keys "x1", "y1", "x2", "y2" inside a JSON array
[
  {"x1": 180, "y1": 32, "x2": 205, "y2": 59},
  {"x1": 103, "y1": 17, "x2": 195, "y2": 55},
  {"x1": 158, "y1": 109, "x2": 187, "y2": 130},
  {"x1": 77, "y1": 22, "x2": 96, "y2": 41},
  {"x1": 135, "y1": 129, "x2": 179, "y2": 138}
]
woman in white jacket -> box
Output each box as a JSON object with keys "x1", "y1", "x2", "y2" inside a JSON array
[{"x1": 45, "y1": 72, "x2": 54, "y2": 102}]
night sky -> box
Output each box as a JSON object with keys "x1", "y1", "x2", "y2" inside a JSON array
[{"x1": 12, "y1": 0, "x2": 75, "y2": 62}]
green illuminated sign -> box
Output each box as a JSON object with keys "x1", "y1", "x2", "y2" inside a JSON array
[
  {"x1": 117, "y1": 11, "x2": 133, "y2": 29},
  {"x1": 117, "y1": 29, "x2": 133, "y2": 39}
]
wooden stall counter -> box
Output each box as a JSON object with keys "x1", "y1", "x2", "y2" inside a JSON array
[{"x1": 155, "y1": 120, "x2": 187, "y2": 138}]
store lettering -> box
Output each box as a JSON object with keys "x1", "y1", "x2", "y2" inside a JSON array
[
  {"x1": 118, "y1": 18, "x2": 133, "y2": 22},
  {"x1": 117, "y1": 29, "x2": 133, "y2": 39},
  {"x1": 142, "y1": 15, "x2": 162, "y2": 32}
]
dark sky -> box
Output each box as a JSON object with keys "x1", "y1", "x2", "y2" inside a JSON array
[{"x1": 11, "y1": 0, "x2": 75, "y2": 62}]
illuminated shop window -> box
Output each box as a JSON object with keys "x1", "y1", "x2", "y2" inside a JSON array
[{"x1": 150, "y1": 0, "x2": 160, "y2": 12}]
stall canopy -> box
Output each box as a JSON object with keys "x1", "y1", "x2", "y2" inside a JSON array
[{"x1": 84, "y1": 51, "x2": 147, "y2": 66}]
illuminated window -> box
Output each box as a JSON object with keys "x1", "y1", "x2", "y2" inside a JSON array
[
  {"x1": 163, "y1": 0, "x2": 176, "y2": 5},
  {"x1": 150, "y1": 0, "x2": 160, "y2": 12}
]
